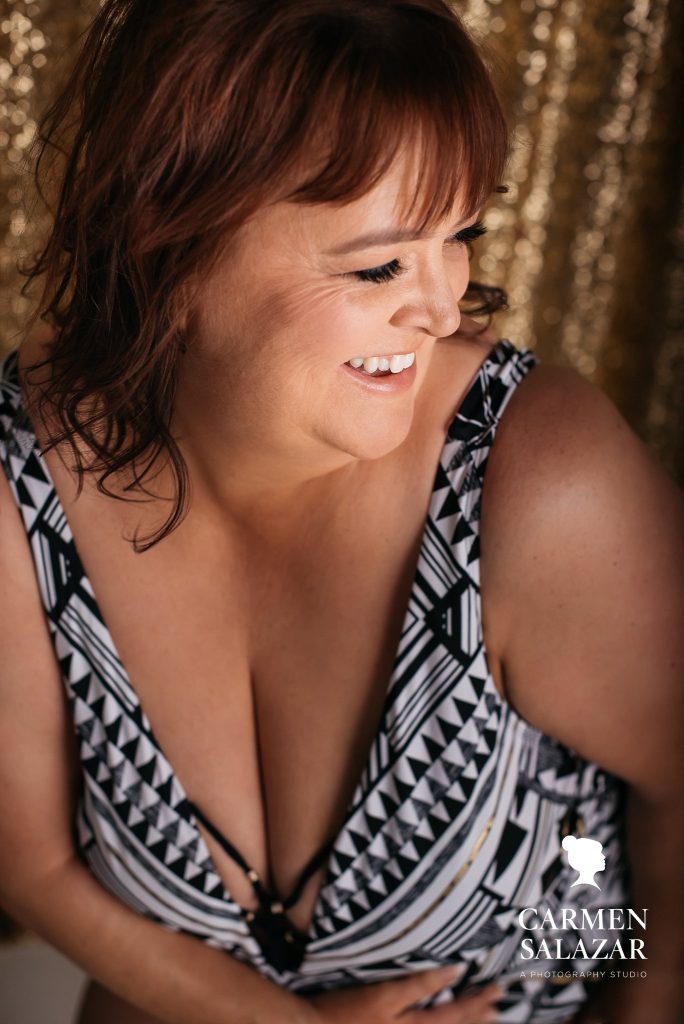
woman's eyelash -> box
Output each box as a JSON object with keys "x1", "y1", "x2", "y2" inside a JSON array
[
  {"x1": 353, "y1": 260, "x2": 404, "y2": 284},
  {"x1": 453, "y1": 219, "x2": 488, "y2": 245},
  {"x1": 350, "y1": 220, "x2": 488, "y2": 284}
]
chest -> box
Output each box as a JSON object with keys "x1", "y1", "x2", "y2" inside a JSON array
[
  {"x1": 51, "y1": 441, "x2": 445, "y2": 933},
  {"x1": 26, "y1": 334, "x2": 509, "y2": 938}
]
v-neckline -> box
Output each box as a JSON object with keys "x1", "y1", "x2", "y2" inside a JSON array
[{"x1": 7, "y1": 340, "x2": 508, "y2": 955}]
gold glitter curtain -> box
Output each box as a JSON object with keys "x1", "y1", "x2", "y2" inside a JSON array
[
  {"x1": 2, "y1": 0, "x2": 683, "y2": 481},
  {"x1": 462, "y1": 0, "x2": 684, "y2": 483}
]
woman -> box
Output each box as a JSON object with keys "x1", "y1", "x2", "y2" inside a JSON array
[{"x1": 0, "y1": 1, "x2": 681, "y2": 1022}]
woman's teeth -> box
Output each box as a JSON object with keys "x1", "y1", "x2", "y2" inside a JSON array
[{"x1": 346, "y1": 352, "x2": 415, "y2": 375}]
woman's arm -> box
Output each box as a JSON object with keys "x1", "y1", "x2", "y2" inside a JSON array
[
  {"x1": 480, "y1": 363, "x2": 684, "y2": 1022},
  {"x1": 2, "y1": 859, "x2": 316, "y2": 1024},
  {"x1": 0, "y1": 466, "x2": 315, "y2": 1024}
]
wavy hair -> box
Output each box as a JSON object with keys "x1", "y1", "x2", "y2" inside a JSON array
[{"x1": 19, "y1": 0, "x2": 510, "y2": 550}]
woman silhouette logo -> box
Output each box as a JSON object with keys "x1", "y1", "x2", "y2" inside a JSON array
[{"x1": 562, "y1": 835, "x2": 606, "y2": 889}]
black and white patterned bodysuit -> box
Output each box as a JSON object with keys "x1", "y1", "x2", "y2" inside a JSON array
[{"x1": 0, "y1": 339, "x2": 630, "y2": 1023}]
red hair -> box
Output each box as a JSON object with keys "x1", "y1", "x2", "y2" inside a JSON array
[{"x1": 19, "y1": 0, "x2": 510, "y2": 550}]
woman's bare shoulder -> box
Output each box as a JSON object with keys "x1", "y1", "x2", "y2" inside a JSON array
[
  {"x1": 479, "y1": 357, "x2": 684, "y2": 789},
  {"x1": 480, "y1": 355, "x2": 669, "y2": 539}
]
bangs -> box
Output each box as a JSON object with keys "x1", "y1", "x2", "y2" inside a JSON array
[
  {"x1": 24, "y1": 0, "x2": 511, "y2": 550},
  {"x1": 281, "y1": 3, "x2": 510, "y2": 228}
]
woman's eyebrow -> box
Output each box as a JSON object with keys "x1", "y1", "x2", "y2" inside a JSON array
[{"x1": 324, "y1": 209, "x2": 480, "y2": 256}]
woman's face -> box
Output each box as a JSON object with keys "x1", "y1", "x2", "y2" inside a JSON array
[{"x1": 183, "y1": 155, "x2": 479, "y2": 477}]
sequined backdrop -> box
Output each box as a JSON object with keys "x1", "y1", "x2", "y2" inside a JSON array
[{"x1": 2, "y1": 0, "x2": 683, "y2": 481}]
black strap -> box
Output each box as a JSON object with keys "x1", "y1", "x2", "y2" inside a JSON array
[
  {"x1": 190, "y1": 801, "x2": 336, "y2": 910},
  {"x1": 281, "y1": 833, "x2": 337, "y2": 909},
  {"x1": 192, "y1": 803, "x2": 254, "y2": 875}
]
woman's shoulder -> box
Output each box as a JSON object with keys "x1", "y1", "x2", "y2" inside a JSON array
[
  {"x1": 477, "y1": 343, "x2": 683, "y2": 786},
  {"x1": 475, "y1": 350, "x2": 623, "y2": 659},
  {"x1": 480, "y1": 347, "x2": 658, "y2": 546}
]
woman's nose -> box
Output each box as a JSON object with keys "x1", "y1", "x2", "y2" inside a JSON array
[{"x1": 391, "y1": 270, "x2": 463, "y2": 339}]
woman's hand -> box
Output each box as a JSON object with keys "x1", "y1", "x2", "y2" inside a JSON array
[{"x1": 306, "y1": 965, "x2": 503, "y2": 1023}]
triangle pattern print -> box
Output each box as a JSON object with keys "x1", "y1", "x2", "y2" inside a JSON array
[{"x1": 0, "y1": 340, "x2": 629, "y2": 1023}]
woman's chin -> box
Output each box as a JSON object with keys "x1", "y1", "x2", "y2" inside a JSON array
[{"x1": 327, "y1": 418, "x2": 415, "y2": 463}]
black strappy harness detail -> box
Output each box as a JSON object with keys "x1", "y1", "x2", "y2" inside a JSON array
[{"x1": 190, "y1": 802, "x2": 336, "y2": 971}]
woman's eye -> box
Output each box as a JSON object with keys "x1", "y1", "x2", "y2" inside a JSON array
[
  {"x1": 351, "y1": 259, "x2": 405, "y2": 284},
  {"x1": 348, "y1": 220, "x2": 488, "y2": 285},
  {"x1": 448, "y1": 219, "x2": 488, "y2": 245}
]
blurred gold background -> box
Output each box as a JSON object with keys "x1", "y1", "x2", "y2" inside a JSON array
[{"x1": 1, "y1": 0, "x2": 683, "y2": 946}]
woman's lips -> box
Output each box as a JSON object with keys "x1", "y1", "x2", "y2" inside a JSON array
[{"x1": 340, "y1": 358, "x2": 417, "y2": 392}]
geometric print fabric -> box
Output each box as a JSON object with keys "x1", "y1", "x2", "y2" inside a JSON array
[{"x1": 0, "y1": 340, "x2": 629, "y2": 1022}]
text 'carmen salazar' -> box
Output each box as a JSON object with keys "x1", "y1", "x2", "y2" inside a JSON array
[{"x1": 518, "y1": 908, "x2": 647, "y2": 960}]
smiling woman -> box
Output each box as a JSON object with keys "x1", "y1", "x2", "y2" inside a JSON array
[
  {"x1": 17, "y1": 0, "x2": 509, "y2": 551},
  {"x1": 0, "y1": 3, "x2": 682, "y2": 1024}
]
